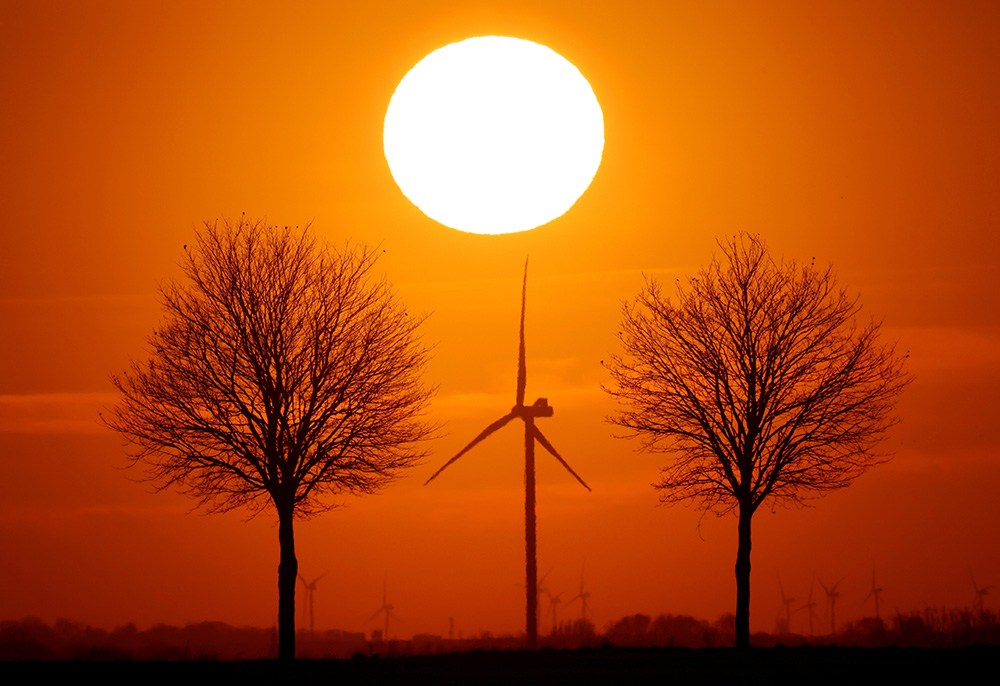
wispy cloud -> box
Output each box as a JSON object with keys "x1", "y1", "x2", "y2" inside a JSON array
[
  {"x1": 433, "y1": 383, "x2": 606, "y2": 416},
  {"x1": 0, "y1": 293, "x2": 154, "y2": 306},
  {"x1": 891, "y1": 325, "x2": 1000, "y2": 373},
  {"x1": 0, "y1": 392, "x2": 117, "y2": 434}
]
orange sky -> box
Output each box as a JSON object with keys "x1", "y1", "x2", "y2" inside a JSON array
[{"x1": 2, "y1": 0, "x2": 998, "y2": 640}]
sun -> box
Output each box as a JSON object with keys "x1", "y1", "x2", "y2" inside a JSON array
[{"x1": 384, "y1": 36, "x2": 604, "y2": 235}]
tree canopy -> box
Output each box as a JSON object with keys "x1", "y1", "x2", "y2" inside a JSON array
[{"x1": 607, "y1": 233, "x2": 908, "y2": 514}]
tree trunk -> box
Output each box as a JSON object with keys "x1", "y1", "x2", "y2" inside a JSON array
[
  {"x1": 524, "y1": 417, "x2": 538, "y2": 650},
  {"x1": 735, "y1": 502, "x2": 752, "y2": 648},
  {"x1": 277, "y1": 502, "x2": 298, "y2": 661}
]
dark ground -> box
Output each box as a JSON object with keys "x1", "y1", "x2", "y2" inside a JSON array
[{"x1": 2, "y1": 646, "x2": 994, "y2": 685}]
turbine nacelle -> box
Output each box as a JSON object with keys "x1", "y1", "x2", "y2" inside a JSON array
[{"x1": 514, "y1": 398, "x2": 554, "y2": 418}]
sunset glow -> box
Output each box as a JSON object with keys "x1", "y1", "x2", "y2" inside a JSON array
[
  {"x1": 383, "y1": 36, "x2": 604, "y2": 234},
  {"x1": 1, "y1": 0, "x2": 999, "y2": 658}
]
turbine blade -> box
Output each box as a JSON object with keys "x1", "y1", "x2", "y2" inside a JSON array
[
  {"x1": 532, "y1": 426, "x2": 592, "y2": 491},
  {"x1": 424, "y1": 413, "x2": 517, "y2": 485},
  {"x1": 516, "y1": 257, "x2": 528, "y2": 407},
  {"x1": 367, "y1": 608, "x2": 384, "y2": 622}
]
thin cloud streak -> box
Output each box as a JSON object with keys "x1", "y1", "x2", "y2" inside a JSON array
[
  {"x1": 0, "y1": 392, "x2": 117, "y2": 434},
  {"x1": 0, "y1": 294, "x2": 155, "y2": 306},
  {"x1": 433, "y1": 385, "x2": 606, "y2": 415}
]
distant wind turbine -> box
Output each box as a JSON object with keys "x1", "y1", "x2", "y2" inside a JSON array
[
  {"x1": 535, "y1": 569, "x2": 553, "y2": 624},
  {"x1": 971, "y1": 569, "x2": 993, "y2": 614},
  {"x1": 566, "y1": 567, "x2": 592, "y2": 623},
  {"x1": 801, "y1": 575, "x2": 819, "y2": 636},
  {"x1": 865, "y1": 564, "x2": 884, "y2": 621},
  {"x1": 425, "y1": 259, "x2": 592, "y2": 649},
  {"x1": 516, "y1": 567, "x2": 553, "y2": 626},
  {"x1": 297, "y1": 570, "x2": 328, "y2": 634},
  {"x1": 368, "y1": 576, "x2": 399, "y2": 641},
  {"x1": 777, "y1": 574, "x2": 796, "y2": 634},
  {"x1": 544, "y1": 588, "x2": 565, "y2": 635},
  {"x1": 819, "y1": 577, "x2": 845, "y2": 634}
]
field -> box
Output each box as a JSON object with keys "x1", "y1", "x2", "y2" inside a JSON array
[{"x1": 3, "y1": 646, "x2": 995, "y2": 685}]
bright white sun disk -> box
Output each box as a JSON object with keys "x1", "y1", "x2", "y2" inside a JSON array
[{"x1": 384, "y1": 36, "x2": 604, "y2": 235}]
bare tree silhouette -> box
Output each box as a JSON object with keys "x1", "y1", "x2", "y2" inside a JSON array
[
  {"x1": 605, "y1": 233, "x2": 909, "y2": 648},
  {"x1": 104, "y1": 217, "x2": 433, "y2": 661}
]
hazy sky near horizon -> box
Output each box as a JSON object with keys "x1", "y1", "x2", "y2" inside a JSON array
[{"x1": 2, "y1": 0, "x2": 998, "y2": 639}]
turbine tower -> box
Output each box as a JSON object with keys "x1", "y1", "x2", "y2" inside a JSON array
[
  {"x1": 297, "y1": 570, "x2": 328, "y2": 634},
  {"x1": 425, "y1": 259, "x2": 591, "y2": 649}
]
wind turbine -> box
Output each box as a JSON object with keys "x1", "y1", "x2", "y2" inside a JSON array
[
  {"x1": 819, "y1": 577, "x2": 845, "y2": 634},
  {"x1": 801, "y1": 575, "x2": 819, "y2": 636},
  {"x1": 368, "y1": 576, "x2": 399, "y2": 641},
  {"x1": 971, "y1": 569, "x2": 993, "y2": 614},
  {"x1": 535, "y1": 569, "x2": 553, "y2": 626},
  {"x1": 545, "y1": 588, "x2": 565, "y2": 635},
  {"x1": 566, "y1": 567, "x2": 592, "y2": 623},
  {"x1": 298, "y1": 570, "x2": 328, "y2": 634},
  {"x1": 776, "y1": 575, "x2": 796, "y2": 634},
  {"x1": 425, "y1": 260, "x2": 592, "y2": 649},
  {"x1": 517, "y1": 567, "x2": 553, "y2": 628},
  {"x1": 865, "y1": 565, "x2": 884, "y2": 621}
]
